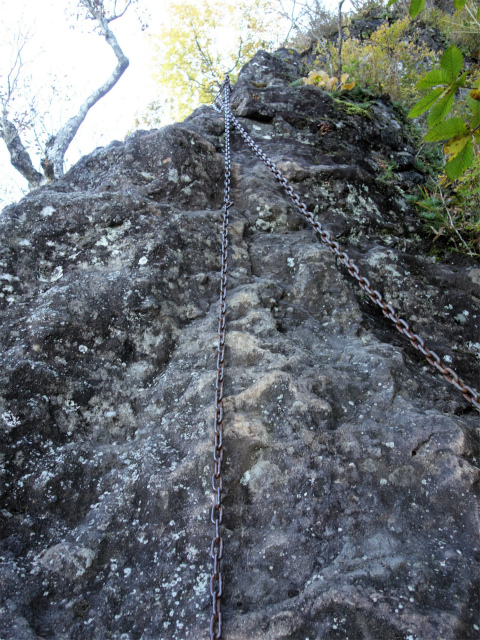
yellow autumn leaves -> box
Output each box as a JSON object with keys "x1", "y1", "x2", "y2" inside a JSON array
[
  {"x1": 303, "y1": 70, "x2": 355, "y2": 92},
  {"x1": 148, "y1": 0, "x2": 280, "y2": 123}
]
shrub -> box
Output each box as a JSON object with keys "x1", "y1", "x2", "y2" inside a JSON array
[
  {"x1": 322, "y1": 16, "x2": 437, "y2": 106},
  {"x1": 423, "y1": 2, "x2": 480, "y2": 56},
  {"x1": 411, "y1": 152, "x2": 480, "y2": 257}
]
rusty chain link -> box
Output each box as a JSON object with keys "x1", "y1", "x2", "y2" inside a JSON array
[
  {"x1": 208, "y1": 74, "x2": 479, "y2": 639},
  {"x1": 209, "y1": 76, "x2": 233, "y2": 640},
  {"x1": 214, "y1": 81, "x2": 480, "y2": 415}
]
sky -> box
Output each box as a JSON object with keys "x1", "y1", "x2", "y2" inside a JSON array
[
  {"x1": 0, "y1": 0, "x2": 160, "y2": 205},
  {"x1": 0, "y1": 0, "x2": 352, "y2": 208}
]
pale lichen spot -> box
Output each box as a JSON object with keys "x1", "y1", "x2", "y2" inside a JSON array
[
  {"x1": 50, "y1": 266, "x2": 63, "y2": 282},
  {"x1": 168, "y1": 167, "x2": 179, "y2": 182},
  {"x1": 2, "y1": 411, "x2": 20, "y2": 428},
  {"x1": 466, "y1": 342, "x2": 480, "y2": 359},
  {"x1": 240, "y1": 470, "x2": 251, "y2": 486},
  {"x1": 64, "y1": 400, "x2": 80, "y2": 413},
  {"x1": 40, "y1": 206, "x2": 55, "y2": 217}
]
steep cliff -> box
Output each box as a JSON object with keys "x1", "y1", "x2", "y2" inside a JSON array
[{"x1": 0, "y1": 49, "x2": 479, "y2": 640}]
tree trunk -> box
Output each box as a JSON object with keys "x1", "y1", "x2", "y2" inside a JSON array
[
  {"x1": 0, "y1": 118, "x2": 43, "y2": 189},
  {"x1": 337, "y1": 0, "x2": 345, "y2": 81},
  {"x1": 46, "y1": 17, "x2": 129, "y2": 179},
  {"x1": 0, "y1": 1, "x2": 130, "y2": 190}
]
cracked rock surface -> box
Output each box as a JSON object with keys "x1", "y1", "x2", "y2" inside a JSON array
[{"x1": 0, "y1": 49, "x2": 479, "y2": 640}]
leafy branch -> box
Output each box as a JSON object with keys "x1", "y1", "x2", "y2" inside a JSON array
[
  {"x1": 408, "y1": 44, "x2": 480, "y2": 180},
  {"x1": 387, "y1": 0, "x2": 480, "y2": 181}
]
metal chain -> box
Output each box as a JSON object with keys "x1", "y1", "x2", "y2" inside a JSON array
[
  {"x1": 209, "y1": 75, "x2": 233, "y2": 640},
  {"x1": 213, "y1": 84, "x2": 480, "y2": 412}
]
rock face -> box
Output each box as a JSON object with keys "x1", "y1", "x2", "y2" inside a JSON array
[{"x1": 0, "y1": 49, "x2": 479, "y2": 640}]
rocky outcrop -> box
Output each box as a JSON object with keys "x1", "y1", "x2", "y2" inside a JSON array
[
  {"x1": 0, "y1": 50, "x2": 479, "y2": 640},
  {"x1": 299, "y1": 4, "x2": 447, "y2": 65}
]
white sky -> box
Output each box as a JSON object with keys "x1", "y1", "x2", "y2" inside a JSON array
[
  {"x1": 0, "y1": 0, "x2": 350, "y2": 208},
  {"x1": 0, "y1": 0, "x2": 160, "y2": 204}
]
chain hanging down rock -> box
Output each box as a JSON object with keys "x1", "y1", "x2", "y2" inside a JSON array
[
  {"x1": 214, "y1": 80, "x2": 480, "y2": 412},
  {"x1": 209, "y1": 75, "x2": 233, "y2": 640}
]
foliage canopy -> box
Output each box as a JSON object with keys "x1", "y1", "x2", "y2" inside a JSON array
[
  {"x1": 330, "y1": 16, "x2": 436, "y2": 105},
  {"x1": 144, "y1": 0, "x2": 480, "y2": 255},
  {"x1": 149, "y1": 0, "x2": 278, "y2": 123}
]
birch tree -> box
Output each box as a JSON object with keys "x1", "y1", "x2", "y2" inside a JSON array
[{"x1": 0, "y1": 0, "x2": 133, "y2": 189}]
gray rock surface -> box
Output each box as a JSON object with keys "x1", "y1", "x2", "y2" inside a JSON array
[{"x1": 0, "y1": 50, "x2": 479, "y2": 640}]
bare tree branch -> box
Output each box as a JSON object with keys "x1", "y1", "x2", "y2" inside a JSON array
[
  {"x1": 184, "y1": 70, "x2": 211, "y2": 90},
  {"x1": 45, "y1": 0, "x2": 130, "y2": 178},
  {"x1": 269, "y1": 0, "x2": 335, "y2": 73},
  {"x1": 107, "y1": 0, "x2": 132, "y2": 23},
  {"x1": 6, "y1": 47, "x2": 23, "y2": 102},
  {"x1": 226, "y1": 36, "x2": 245, "y2": 75},
  {"x1": 193, "y1": 33, "x2": 215, "y2": 72},
  {"x1": 0, "y1": 27, "x2": 44, "y2": 188},
  {"x1": 284, "y1": 0, "x2": 298, "y2": 43},
  {"x1": 0, "y1": 0, "x2": 132, "y2": 189},
  {"x1": 1, "y1": 28, "x2": 32, "y2": 111}
]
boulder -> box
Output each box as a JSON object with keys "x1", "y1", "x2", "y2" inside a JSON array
[{"x1": 0, "y1": 50, "x2": 478, "y2": 639}]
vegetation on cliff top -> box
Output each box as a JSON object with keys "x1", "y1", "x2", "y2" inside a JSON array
[{"x1": 141, "y1": 0, "x2": 479, "y2": 257}]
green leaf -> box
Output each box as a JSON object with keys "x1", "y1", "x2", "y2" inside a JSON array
[
  {"x1": 409, "y1": 0, "x2": 426, "y2": 17},
  {"x1": 425, "y1": 117, "x2": 467, "y2": 141},
  {"x1": 417, "y1": 68, "x2": 451, "y2": 89},
  {"x1": 428, "y1": 89, "x2": 455, "y2": 126},
  {"x1": 453, "y1": 71, "x2": 467, "y2": 88},
  {"x1": 419, "y1": 210, "x2": 439, "y2": 221},
  {"x1": 445, "y1": 139, "x2": 473, "y2": 180},
  {"x1": 467, "y1": 95, "x2": 480, "y2": 110},
  {"x1": 478, "y1": 3, "x2": 480, "y2": 20},
  {"x1": 440, "y1": 45, "x2": 464, "y2": 81},
  {"x1": 453, "y1": 0, "x2": 467, "y2": 9},
  {"x1": 387, "y1": 0, "x2": 399, "y2": 5},
  {"x1": 408, "y1": 87, "x2": 444, "y2": 118},
  {"x1": 468, "y1": 95, "x2": 480, "y2": 128},
  {"x1": 290, "y1": 79, "x2": 304, "y2": 87},
  {"x1": 443, "y1": 132, "x2": 471, "y2": 157}
]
